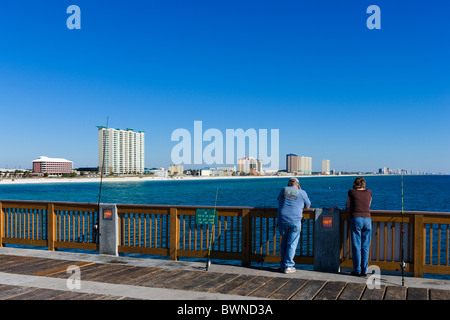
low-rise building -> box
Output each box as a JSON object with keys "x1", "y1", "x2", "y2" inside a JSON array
[{"x1": 32, "y1": 156, "x2": 72, "y2": 174}]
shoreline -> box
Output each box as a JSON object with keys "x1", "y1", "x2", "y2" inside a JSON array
[{"x1": 0, "y1": 173, "x2": 416, "y2": 185}]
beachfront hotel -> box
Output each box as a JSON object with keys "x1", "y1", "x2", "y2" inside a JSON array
[
  {"x1": 97, "y1": 127, "x2": 145, "y2": 175},
  {"x1": 32, "y1": 156, "x2": 73, "y2": 174},
  {"x1": 286, "y1": 154, "x2": 312, "y2": 174}
]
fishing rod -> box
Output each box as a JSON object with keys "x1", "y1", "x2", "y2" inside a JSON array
[
  {"x1": 206, "y1": 187, "x2": 219, "y2": 271},
  {"x1": 259, "y1": 200, "x2": 267, "y2": 270},
  {"x1": 398, "y1": 174, "x2": 406, "y2": 286},
  {"x1": 94, "y1": 117, "x2": 109, "y2": 243}
]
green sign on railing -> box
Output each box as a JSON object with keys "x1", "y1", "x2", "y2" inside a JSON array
[{"x1": 195, "y1": 208, "x2": 218, "y2": 226}]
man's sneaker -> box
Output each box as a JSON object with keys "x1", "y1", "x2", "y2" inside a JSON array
[{"x1": 283, "y1": 267, "x2": 296, "y2": 274}]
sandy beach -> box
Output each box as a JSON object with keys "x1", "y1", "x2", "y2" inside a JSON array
[{"x1": 0, "y1": 174, "x2": 364, "y2": 185}]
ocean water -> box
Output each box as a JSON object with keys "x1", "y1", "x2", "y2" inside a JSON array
[{"x1": 1, "y1": 175, "x2": 449, "y2": 212}]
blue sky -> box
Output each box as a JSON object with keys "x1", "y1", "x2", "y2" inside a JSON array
[{"x1": 0, "y1": 1, "x2": 449, "y2": 173}]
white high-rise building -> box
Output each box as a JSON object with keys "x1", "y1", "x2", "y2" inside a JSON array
[
  {"x1": 322, "y1": 159, "x2": 330, "y2": 175},
  {"x1": 297, "y1": 156, "x2": 312, "y2": 175},
  {"x1": 97, "y1": 127, "x2": 145, "y2": 175}
]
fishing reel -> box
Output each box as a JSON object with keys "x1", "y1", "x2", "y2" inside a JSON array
[{"x1": 396, "y1": 261, "x2": 407, "y2": 272}]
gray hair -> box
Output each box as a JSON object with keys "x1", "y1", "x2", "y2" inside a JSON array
[{"x1": 288, "y1": 177, "x2": 299, "y2": 187}]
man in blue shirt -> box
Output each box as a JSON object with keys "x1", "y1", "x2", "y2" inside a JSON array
[{"x1": 277, "y1": 177, "x2": 311, "y2": 273}]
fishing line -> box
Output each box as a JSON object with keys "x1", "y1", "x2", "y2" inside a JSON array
[
  {"x1": 94, "y1": 117, "x2": 109, "y2": 243},
  {"x1": 206, "y1": 187, "x2": 219, "y2": 271},
  {"x1": 260, "y1": 200, "x2": 267, "y2": 270},
  {"x1": 397, "y1": 174, "x2": 406, "y2": 286}
]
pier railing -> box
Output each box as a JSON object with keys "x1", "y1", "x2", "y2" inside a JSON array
[
  {"x1": 115, "y1": 204, "x2": 315, "y2": 266},
  {"x1": 340, "y1": 210, "x2": 450, "y2": 277},
  {"x1": 0, "y1": 200, "x2": 449, "y2": 277}
]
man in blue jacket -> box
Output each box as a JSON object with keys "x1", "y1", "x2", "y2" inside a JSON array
[{"x1": 277, "y1": 177, "x2": 311, "y2": 273}]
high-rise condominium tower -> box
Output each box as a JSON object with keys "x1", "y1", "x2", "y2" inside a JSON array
[
  {"x1": 322, "y1": 159, "x2": 330, "y2": 175},
  {"x1": 97, "y1": 127, "x2": 145, "y2": 175},
  {"x1": 286, "y1": 154, "x2": 312, "y2": 174}
]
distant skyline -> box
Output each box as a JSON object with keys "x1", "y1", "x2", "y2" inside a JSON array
[{"x1": 0, "y1": 1, "x2": 449, "y2": 173}]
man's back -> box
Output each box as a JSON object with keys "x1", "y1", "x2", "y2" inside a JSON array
[{"x1": 277, "y1": 186, "x2": 311, "y2": 224}]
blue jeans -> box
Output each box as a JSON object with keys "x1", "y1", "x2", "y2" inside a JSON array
[
  {"x1": 278, "y1": 221, "x2": 301, "y2": 269},
  {"x1": 350, "y1": 217, "x2": 372, "y2": 274}
]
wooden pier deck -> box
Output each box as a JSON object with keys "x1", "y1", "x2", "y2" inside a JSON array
[{"x1": 0, "y1": 248, "x2": 449, "y2": 301}]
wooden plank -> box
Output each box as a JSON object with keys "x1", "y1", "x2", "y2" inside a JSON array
[
  {"x1": 338, "y1": 282, "x2": 367, "y2": 300},
  {"x1": 127, "y1": 268, "x2": 165, "y2": 285},
  {"x1": 314, "y1": 281, "x2": 347, "y2": 300},
  {"x1": 30, "y1": 259, "x2": 80, "y2": 274},
  {"x1": 0, "y1": 256, "x2": 38, "y2": 268},
  {"x1": 269, "y1": 278, "x2": 308, "y2": 300},
  {"x1": 406, "y1": 287, "x2": 428, "y2": 300},
  {"x1": 1, "y1": 202, "x2": 48, "y2": 210},
  {"x1": 0, "y1": 285, "x2": 38, "y2": 300},
  {"x1": 127, "y1": 267, "x2": 169, "y2": 286},
  {"x1": 33, "y1": 261, "x2": 96, "y2": 277},
  {"x1": 169, "y1": 208, "x2": 179, "y2": 261},
  {"x1": 413, "y1": 214, "x2": 424, "y2": 277},
  {"x1": 194, "y1": 273, "x2": 240, "y2": 292},
  {"x1": 103, "y1": 266, "x2": 157, "y2": 285},
  {"x1": 73, "y1": 293, "x2": 107, "y2": 300},
  {"x1": 53, "y1": 241, "x2": 98, "y2": 251},
  {"x1": 361, "y1": 284, "x2": 386, "y2": 300},
  {"x1": 49, "y1": 263, "x2": 101, "y2": 279},
  {"x1": 2, "y1": 258, "x2": 51, "y2": 274},
  {"x1": 85, "y1": 265, "x2": 145, "y2": 283},
  {"x1": 209, "y1": 274, "x2": 255, "y2": 294},
  {"x1": 290, "y1": 280, "x2": 326, "y2": 300},
  {"x1": 139, "y1": 269, "x2": 186, "y2": 288},
  {"x1": 101, "y1": 266, "x2": 158, "y2": 285},
  {"x1": 100, "y1": 295, "x2": 126, "y2": 300},
  {"x1": 3, "y1": 287, "x2": 42, "y2": 300},
  {"x1": 429, "y1": 289, "x2": 450, "y2": 300},
  {"x1": 241, "y1": 209, "x2": 251, "y2": 266},
  {"x1": 78, "y1": 264, "x2": 125, "y2": 281},
  {"x1": 96, "y1": 294, "x2": 124, "y2": 300},
  {"x1": 21, "y1": 288, "x2": 72, "y2": 300},
  {"x1": 155, "y1": 270, "x2": 203, "y2": 289},
  {"x1": 48, "y1": 203, "x2": 56, "y2": 251},
  {"x1": 0, "y1": 254, "x2": 25, "y2": 262},
  {"x1": 229, "y1": 276, "x2": 273, "y2": 296},
  {"x1": 164, "y1": 271, "x2": 207, "y2": 290},
  {"x1": 176, "y1": 272, "x2": 224, "y2": 291},
  {"x1": 96, "y1": 265, "x2": 148, "y2": 283},
  {"x1": 0, "y1": 256, "x2": 33, "y2": 271},
  {"x1": 384, "y1": 286, "x2": 407, "y2": 300},
  {"x1": 13, "y1": 258, "x2": 67, "y2": 274},
  {"x1": 48, "y1": 291, "x2": 90, "y2": 300},
  {"x1": 248, "y1": 277, "x2": 290, "y2": 298}
]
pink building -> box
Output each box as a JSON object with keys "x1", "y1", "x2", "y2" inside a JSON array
[{"x1": 32, "y1": 156, "x2": 73, "y2": 174}]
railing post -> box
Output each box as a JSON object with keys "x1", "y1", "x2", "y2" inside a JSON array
[
  {"x1": 99, "y1": 204, "x2": 118, "y2": 256},
  {"x1": 47, "y1": 203, "x2": 56, "y2": 251},
  {"x1": 0, "y1": 202, "x2": 4, "y2": 247},
  {"x1": 169, "y1": 207, "x2": 179, "y2": 261},
  {"x1": 314, "y1": 208, "x2": 341, "y2": 273},
  {"x1": 241, "y1": 209, "x2": 251, "y2": 266},
  {"x1": 413, "y1": 213, "x2": 425, "y2": 277}
]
